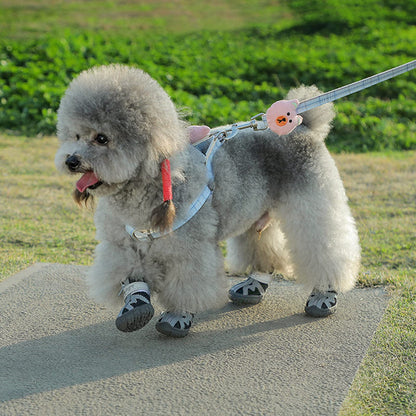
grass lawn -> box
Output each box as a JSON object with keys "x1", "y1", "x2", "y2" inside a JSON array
[
  {"x1": 0, "y1": 135, "x2": 96, "y2": 277},
  {"x1": 0, "y1": 0, "x2": 292, "y2": 40},
  {"x1": 337, "y1": 152, "x2": 416, "y2": 415},
  {"x1": 1, "y1": 134, "x2": 415, "y2": 414}
]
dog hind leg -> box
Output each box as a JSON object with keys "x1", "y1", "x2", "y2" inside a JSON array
[
  {"x1": 227, "y1": 221, "x2": 293, "y2": 304},
  {"x1": 276, "y1": 180, "x2": 360, "y2": 316},
  {"x1": 226, "y1": 221, "x2": 293, "y2": 276}
]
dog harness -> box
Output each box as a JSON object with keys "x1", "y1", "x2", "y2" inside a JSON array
[
  {"x1": 126, "y1": 59, "x2": 416, "y2": 242},
  {"x1": 126, "y1": 114, "x2": 273, "y2": 242}
]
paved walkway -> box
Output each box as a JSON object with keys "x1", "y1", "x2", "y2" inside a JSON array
[{"x1": 0, "y1": 263, "x2": 389, "y2": 415}]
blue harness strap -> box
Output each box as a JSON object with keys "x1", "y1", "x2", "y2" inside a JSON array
[{"x1": 126, "y1": 184, "x2": 213, "y2": 242}]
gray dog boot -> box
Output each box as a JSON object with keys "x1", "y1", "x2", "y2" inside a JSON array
[
  {"x1": 228, "y1": 274, "x2": 271, "y2": 305},
  {"x1": 116, "y1": 281, "x2": 154, "y2": 332},
  {"x1": 305, "y1": 289, "x2": 338, "y2": 317},
  {"x1": 155, "y1": 311, "x2": 194, "y2": 338}
]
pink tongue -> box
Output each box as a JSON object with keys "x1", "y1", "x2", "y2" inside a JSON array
[{"x1": 76, "y1": 172, "x2": 100, "y2": 193}]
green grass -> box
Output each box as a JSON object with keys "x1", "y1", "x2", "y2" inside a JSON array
[
  {"x1": 337, "y1": 152, "x2": 416, "y2": 414},
  {"x1": 340, "y1": 288, "x2": 416, "y2": 415},
  {"x1": 0, "y1": 0, "x2": 293, "y2": 40},
  {"x1": 0, "y1": 135, "x2": 96, "y2": 278}
]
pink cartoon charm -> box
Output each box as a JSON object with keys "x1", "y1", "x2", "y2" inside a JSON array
[{"x1": 265, "y1": 99, "x2": 303, "y2": 136}]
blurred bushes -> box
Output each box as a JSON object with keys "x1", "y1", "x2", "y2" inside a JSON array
[{"x1": 0, "y1": 0, "x2": 415, "y2": 151}]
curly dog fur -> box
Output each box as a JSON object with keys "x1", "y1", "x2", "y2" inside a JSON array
[{"x1": 55, "y1": 65, "x2": 360, "y2": 322}]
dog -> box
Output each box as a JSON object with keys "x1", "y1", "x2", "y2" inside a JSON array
[{"x1": 55, "y1": 64, "x2": 360, "y2": 337}]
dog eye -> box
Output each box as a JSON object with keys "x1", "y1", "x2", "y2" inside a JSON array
[
  {"x1": 95, "y1": 134, "x2": 109, "y2": 145},
  {"x1": 76, "y1": 134, "x2": 80, "y2": 141}
]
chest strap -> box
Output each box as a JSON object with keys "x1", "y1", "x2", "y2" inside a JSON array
[{"x1": 126, "y1": 183, "x2": 212, "y2": 242}]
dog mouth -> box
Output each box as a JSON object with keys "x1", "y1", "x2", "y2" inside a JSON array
[{"x1": 76, "y1": 171, "x2": 103, "y2": 193}]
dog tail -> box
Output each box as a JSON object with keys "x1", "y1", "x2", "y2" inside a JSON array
[{"x1": 286, "y1": 85, "x2": 336, "y2": 141}]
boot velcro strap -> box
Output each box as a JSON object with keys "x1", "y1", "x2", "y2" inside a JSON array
[{"x1": 121, "y1": 281, "x2": 150, "y2": 299}]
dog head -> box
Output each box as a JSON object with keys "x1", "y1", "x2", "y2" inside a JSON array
[{"x1": 55, "y1": 64, "x2": 188, "y2": 204}]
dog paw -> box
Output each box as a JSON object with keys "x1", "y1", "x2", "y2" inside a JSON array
[{"x1": 155, "y1": 311, "x2": 194, "y2": 338}]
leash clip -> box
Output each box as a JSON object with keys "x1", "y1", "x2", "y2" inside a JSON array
[
  {"x1": 250, "y1": 113, "x2": 268, "y2": 131},
  {"x1": 223, "y1": 123, "x2": 239, "y2": 141}
]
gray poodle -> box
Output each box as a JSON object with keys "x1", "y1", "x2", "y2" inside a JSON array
[{"x1": 55, "y1": 65, "x2": 360, "y2": 337}]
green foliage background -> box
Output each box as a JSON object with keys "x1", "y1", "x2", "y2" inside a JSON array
[{"x1": 0, "y1": 0, "x2": 415, "y2": 152}]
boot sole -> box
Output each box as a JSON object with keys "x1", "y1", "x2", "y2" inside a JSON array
[
  {"x1": 115, "y1": 303, "x2": 154, "y2": 332},
  {"x1": 228, "y1": 291, "x2": 264, "y2": 305},
  {"x1": 305, "y1": 304, "x2": 337, "y2": 317},
  {"x1": 155, "y1": 321, "x2": 190, "y2": 338}
]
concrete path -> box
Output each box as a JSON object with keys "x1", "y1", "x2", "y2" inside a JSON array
[{"x1": 0, "y1": 263, "x2": 388, "y2": 416}]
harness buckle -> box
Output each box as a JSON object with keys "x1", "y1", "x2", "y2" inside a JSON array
[{"x1": 125, "y1": 225, "x2": 155, "y2": 242}]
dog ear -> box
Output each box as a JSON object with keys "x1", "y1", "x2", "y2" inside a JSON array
[{"x1": 150, "y1": 159, "x2": 176, "y2": 232}]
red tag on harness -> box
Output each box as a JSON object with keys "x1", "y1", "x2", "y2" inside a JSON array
[{"x1": 161, "y1": 159, "x2": 173, "y2": 202}]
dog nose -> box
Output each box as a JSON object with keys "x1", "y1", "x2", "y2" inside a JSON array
[{"x1": 65, "y1": 155, "x2": 81, "y2": 172}]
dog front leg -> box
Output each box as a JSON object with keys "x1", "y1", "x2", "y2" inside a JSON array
[
  {"x1": 87, "y1": 240, "x2": 137, "y2": 307},
  {"x1": 151, "y1": 236, "x2": 229, "y2": 337},
  {"x1": 88, "y1": 240, "x2": 158, "y2": 332}
]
